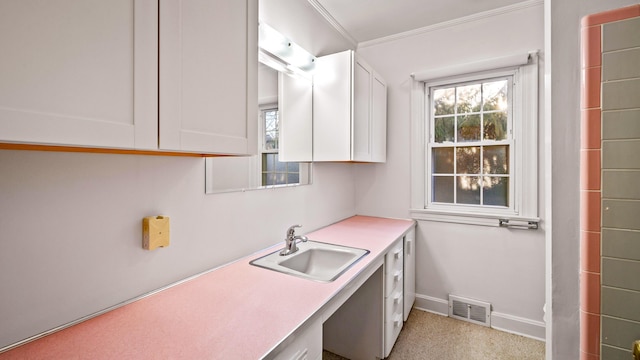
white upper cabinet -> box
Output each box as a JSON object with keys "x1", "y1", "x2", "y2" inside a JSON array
[
  {"x1": 313, "y1": 50, "x2": 387, "y2": 162},
  {"x1": 0, "y1": 0, "x2": 158, "y2": 150},
  {"x1": 0, "y1": 0, "x2": 258, "y2": 155},
  {"x1": 160, "y1": 0, "x2": 257, "y2": 155},
  {"x1": 371, "y1": 71, "x2": 388, "y2": 162},
  {"x1": 278, "y1": 72, "x2": 313, "y2": 162}
]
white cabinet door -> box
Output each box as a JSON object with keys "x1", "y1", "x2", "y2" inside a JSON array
[
  {"x1": 371, "y1": 72, "x2": 387, "y2": 162},
  {"x1": 403, "y1": 227, "x2": 416, "y2": 321},
  {"x1": 352, "y1": 58, "x2": 372, "y2": 161},
  {"x1": 354, "y1": 56, "x2": 387, "y2": 163},
  {"x1": 159, "y1": 0, "x2": 258, "y2": 155},
  {"x1": 278, "y1": 72, "x2": 313, "y2": 162},
  {"x1": 0, "y1": 0, "x2": 158, "y2": 149},
  {"x1": 313, "y1": 50, "x2": 387, "y2": 162},
  {"x1": 313, "y1": 50, "x2": 352, "y2": 161}
]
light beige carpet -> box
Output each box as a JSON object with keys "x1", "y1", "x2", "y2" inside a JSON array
[{"x1": 323, "y1": 309, "x2": 545, "y2": 360}]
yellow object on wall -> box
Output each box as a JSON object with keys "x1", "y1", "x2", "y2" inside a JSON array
[{"x1": 142, "y1": 216, "x2": 170, "y2": 250}]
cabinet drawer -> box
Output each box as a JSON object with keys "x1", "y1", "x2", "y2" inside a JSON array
[
  {"x1": 385, "y1": 240, "x2": 404, "y2": 296},
  {"x1": 384, "y1": 312, "x2": 403, "y2": 358},
  {"x1": 385, "y1": 240, "x2": 404, "y2": 273},
  {"x1": 385, "y1": 289, "x2": 403, "y2": 323},
  {"x1": 385, "y1": 266, "x2": 403, "y2": 297}
]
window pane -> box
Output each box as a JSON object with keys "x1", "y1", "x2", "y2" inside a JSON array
[
  {"x1": 433, "y1": 148, "x2": 454, "y2": 173},
  {"x1": 483, "y1": 176, "x2": 508, "y2": 206},
  {"x1": 457, "y1": 176, "x2": 480, "y2": 204},
  {"x1": 265, "y1": 110, "x2": 278, "y2": 131},
  {"x1": 434, "y1": 116, "x2": 455, "y2": 143},
  {"x1": 433, "y1": 88, "x2": 455, "y2": 116},
  {"x1": 457, "y1": 84, "x2": 481, "y2": 113},
  {"x1": 483, "y1": 146, "x2": 509, "y2": 174},
  {"x1": 457, "y1": 114, "x2": 480, "y2": 142},
  {"x1": 483, "y1": 111, "x2": 508, "y2": 141},
  {"x1": 287, "y1": 162, "x2": 299, "y2": 172},
  {"x1": 483, "y1": 80, "x2": 508, "y2": 112},
  {"x1": 426, "y1": 75, "x2": 515, "y2": 211},
  {"x1": 288, "y1": 173, "x2": 300, "y2": 184},
  {"x1": 456, "y1": 147, "x2": 480, "y2": 174},
  {"x1": 262, "y1": 153, "x2": 274, "y2": 171},
  {"x1": 265, "y1": 132, "x2": 278, "y2": 150},
  {"x1": 433, "y1": 176, "x2": 454, "y2": 203},
  {"x1": 275, "y1": 159, "x2": 286, "y2": 172},
  {"x1": 264, "y1": 109, "x2": 279, "y2": 150},
  {"x1": 264, "y1": 173, "x2": 276, "y2": 186},
  {"x1": 276, "y1": 173, "x2": 286, "y2": 184}
]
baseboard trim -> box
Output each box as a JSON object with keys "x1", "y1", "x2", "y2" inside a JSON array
[
  {"x1": 414, "y1": 293, "x2": 545, "y2": 341},
  {"x1": 491, "y1": 311, "x2": 545, "y2": 341},
  {"x1": 414, "y1": 294, "x2": 448, "y2": 315}
]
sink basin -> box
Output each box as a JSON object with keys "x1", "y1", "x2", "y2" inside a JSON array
[{"x1": 250, "y1": 240, "x2": 369, "y2": 282}]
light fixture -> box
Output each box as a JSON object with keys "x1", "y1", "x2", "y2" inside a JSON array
[{"x1": 259, "y1": 23, "x2": 316, "y2": 74}]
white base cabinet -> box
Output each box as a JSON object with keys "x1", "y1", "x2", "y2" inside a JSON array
[
  {"x1": 319, "y1": 225, "x2": 415, "y2": 359},
  {"x1": 313, "y1": 50, "x2": 387, "y2": 162},
  {"x1": 269, "y1": 316, "x2": 322, "y2": 360},
  {"x1": 269, "y1": 224, "x2": 416, "y2": 359},
  {"x1": 384, "y1": 237, "x2": 404, "y2": 357},
  {"x1": 403, "y1": 228, "x2": 416, "y2": 321},
  {"x1": 323, "y1": 267, "x2": 384, "y2": 360}
]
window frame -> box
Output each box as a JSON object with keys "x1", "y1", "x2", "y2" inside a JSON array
[
  {"x1": 410, "y1": 60, "x2": 539, "y2": 227},
  {"x1": 426, "y1": 73, "x2": 515, "y2": 213},
  {"x1": 257, "y1": 103, "x2": 306, "y2": 187},
  {"x1": 260, "y1": 105, "x2": 279, "y2": 154}
]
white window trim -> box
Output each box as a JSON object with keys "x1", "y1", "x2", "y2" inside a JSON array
[
  {"x1": 257, "y1": 103, "x2": 311, "y2": 189},
  {"x1": 410, "y1": 54, "x2": 539, "y2": 227},
  {"x1": 259, "y1": 103, "x2": 278, "y2": 153}
]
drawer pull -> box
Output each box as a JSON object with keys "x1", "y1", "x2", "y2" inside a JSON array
[
  {"x1": 291, "y1": 348, "x2": 308, "y2": 360},
  {"x1": 393, "y1": 315, "x2": 403, "y2": 327},
  {"x1": 393, "y1": 293, "x2": 402, "y2": 304},
  {"x1": 393, "y1": 271, "x2": 403, "y2": 282},
  {"x1": 393, "y1": 249, "x2": 402, "y2": 259}
]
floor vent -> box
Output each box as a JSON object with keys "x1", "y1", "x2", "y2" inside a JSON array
[{"x1": 448, "y1": 295, "x2": 491, "y2": 327}]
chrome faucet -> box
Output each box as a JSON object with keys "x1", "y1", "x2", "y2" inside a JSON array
[{"x1": 280, "y1": 224, "x2": 308, "y2": 256}]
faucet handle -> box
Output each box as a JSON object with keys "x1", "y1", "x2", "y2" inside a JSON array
[{"x1": 286, "y1": 224, "x2": 302, "y2": 237}]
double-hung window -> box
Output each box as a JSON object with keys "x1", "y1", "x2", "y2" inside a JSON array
[
  {"x1": 410, "y1": 54, "x2": 539, "y2": 226},
  {"x1": 429, "y1": 76, "x2": 513, "y2": 209}
]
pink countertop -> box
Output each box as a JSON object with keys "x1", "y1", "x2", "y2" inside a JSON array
[{"x1": 0, "y1": 215, "x2": 414, "y2": 359}]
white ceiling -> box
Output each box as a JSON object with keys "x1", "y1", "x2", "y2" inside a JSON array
[{"x1": 313, "y1": 0, "x2": 529, "y2": 44}]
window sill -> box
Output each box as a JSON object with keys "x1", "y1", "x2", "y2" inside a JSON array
[{"x1": 410, "y1": 208, "x2": 540, "y2": 228}]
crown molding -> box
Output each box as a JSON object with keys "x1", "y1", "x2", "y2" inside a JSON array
[
  {"x1": 359, "y1": 0, "x2": 543, "y2": 48},
  {"x1": 306, "y1": 0, "x2": 358, "y2": 47}
]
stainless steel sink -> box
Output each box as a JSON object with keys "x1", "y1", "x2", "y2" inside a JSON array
[{"x1": 250, "y1": 240, "x2": 369, "y2": 282}]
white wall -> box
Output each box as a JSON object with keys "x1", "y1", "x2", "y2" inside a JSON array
[
  {"x1": 0, "y1": 150, "x2": 355, "y2": 348},
  {"x1": 545, "y1": 0, "x2": 639, "y2": 358},
  {"x1": 258, "y1": 63, "x2": 279, "y2": 105},
  {"x1": 355, "y1": 3, "x2": 546, "y2": 339}
]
